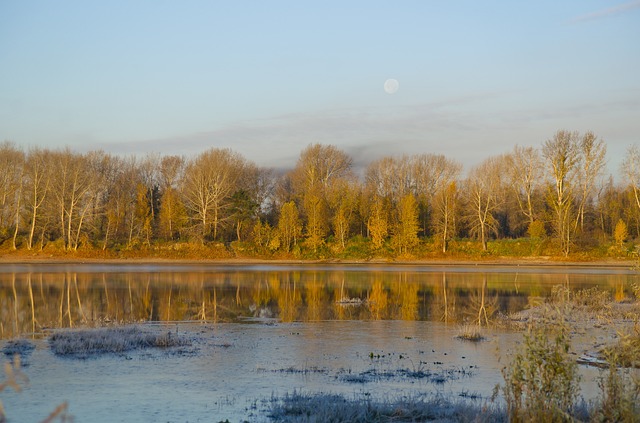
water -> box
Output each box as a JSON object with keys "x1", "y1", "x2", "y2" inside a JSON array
[
  {"x1": 1, "y1": 263, "x2": 636, "y2": 335},
  {"x1": 0, "y1": 264, "x2": 637, "y2": 422}
]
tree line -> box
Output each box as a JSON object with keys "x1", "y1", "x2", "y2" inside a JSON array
[{"x1": 1, "y1": 130, "x2": 639, "y2": 258}]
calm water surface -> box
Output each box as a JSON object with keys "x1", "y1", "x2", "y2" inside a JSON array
[
  {"x1": 1, "y1": 263, "x2": 636, "y2": 336},
  {"x1": 0, "y1": 264, "x2": 637, "y2": 422}
]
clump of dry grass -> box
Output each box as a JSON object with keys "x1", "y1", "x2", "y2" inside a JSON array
[
  {"x1": 49, "y1": 326, "x2": 190, "y2": 357},
  {"x1": 455, "y1": 324, "x2": 486, "y2": 342},
  {"x1": 549, "y1": 285, "x2": 612, "y2": 316},
  {"x1": 570, "y1": 287, "x2": 612, "y2": 312}
]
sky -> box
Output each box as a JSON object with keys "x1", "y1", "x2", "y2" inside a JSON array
[{"x1": 1, "y1": 1, "x2": 639, "y2": 175}]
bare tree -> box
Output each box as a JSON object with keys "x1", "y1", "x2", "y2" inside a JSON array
[
  {"x1": 158, "y1": 155, "x2": 186, "y2": 240},
  {"x1": 464, "y1": 156, "x2": 506, "y2": 251},
  {"x1": 574, "y1": 132, "x2": 606, "y2": 233},
  {"x1": 506, "y1": 145, "x2": 543, "y2": 229},
  {"x1": 542, "y1": 130, "x2": 580, "y2": 256},
  {"x1": 622, "y1": 145, "x2": 640, "y2": 209},
  {"x1": 327, "y1": 178, "x2": 360, "y2": 249},
  {"x1": 51, "y1": 149, "x2": 97, "y2": 250},
  {"x1": 181, "y1": 148, "x2": 248, "y2": 241},
  {"x1": 0, "y1": 143, "x2": 24, "y2": 246},
  {"x1": 365, "y1": 156, "x2": 407, "y2": 201},
  {"x1": 99, "y1": 156, "x2": 141, "y2": 248},
  {"x1": 74, "y1": 150, "x2": 109, "y2": 249},
  {"x1": 23, "y1": 148, "x2": 52, "y2": 250},
  {"x1": 138, "y1": 153, "x2": 161, "y2": 223},
  {"x1": 430, "y1": 158, "x2": 462, "y2": 253},
  {"x1": 291, "y1": 144, "x2": 353, "y2": 193}
]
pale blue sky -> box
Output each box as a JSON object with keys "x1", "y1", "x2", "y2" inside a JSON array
[{"x1": 1, "y1": 1, "x2": 639, "y2": 173}]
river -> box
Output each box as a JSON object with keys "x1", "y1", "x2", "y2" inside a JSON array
[{"x1": 0, "y1": 263, "x2": 637, "y2": 422}]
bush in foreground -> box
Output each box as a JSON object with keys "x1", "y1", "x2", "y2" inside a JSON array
[{"x1": 500, "y1": 321, "x2": 581, "y2": 422}]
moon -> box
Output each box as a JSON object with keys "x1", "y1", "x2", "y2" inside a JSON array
[{"x1": 384, "y1": 78, "x2": 399, "y2": 94}]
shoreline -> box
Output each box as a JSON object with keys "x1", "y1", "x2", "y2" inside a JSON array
[{"x1": 0, "y1": 254, "x2": 636, "y2": 268}]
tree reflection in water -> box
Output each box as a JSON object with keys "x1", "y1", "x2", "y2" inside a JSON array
[{"x1": 0, "y1": 265, "x2": 634, "y2": 339}]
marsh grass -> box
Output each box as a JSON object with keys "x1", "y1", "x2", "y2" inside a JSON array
[
  {"x1": 570, "y1": 287, "x2": 612, "y2": 312},
  {"x1": 49, "y1": 326, "x2": 191, "y2": 357},
  {"x1": 498, "y1": 285, "x2": 640, "y2": 422},
  {"x1": 267, "y1": 391, "x2": 505, "y2": 422},
  {"x1": 508, "y1": 285, "x2": 627, "y2": 330},
  {"x1": 592, "y1": 359, "x2": 640, "y2": 422},
  {"x1": 602, "y1": 326, "x2": 640, "y2": 368},
  {"x1": 456, "y1": 324, "x2": 486, "y2": 342}
]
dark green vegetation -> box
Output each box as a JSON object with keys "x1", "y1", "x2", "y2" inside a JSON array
[
  {"x1": 1, "y1": 131, "x2": 639, "y2": 260},
  {"x1": 48, "y1": 326, "x2": 191, "y2": 357}
]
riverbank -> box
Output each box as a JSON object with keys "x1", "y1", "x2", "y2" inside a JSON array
[{"x1": 0, "y1": 252, "x2": 636, "y2": 268}]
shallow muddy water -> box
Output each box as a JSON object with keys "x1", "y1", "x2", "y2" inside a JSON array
[{"x1": 0, "y1": 264, "x2": 637, "y2": 421}]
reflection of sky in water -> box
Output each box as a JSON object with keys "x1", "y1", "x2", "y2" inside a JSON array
[{"x1": 1, "y1": 321, "x2": 607, "y2": 422}]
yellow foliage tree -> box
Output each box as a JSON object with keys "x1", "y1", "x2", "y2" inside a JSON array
[
  {"x1": 614, "y1": 219, "x2": 628, "y2": 249},
  {"x1": 303, "y1": 189, "x2": 328, "y2": 252},
  {"x1": 367, "y1": 198, "x2": 388, "y2": 250},
  {"x1": 158, "y1": 187, "x2": 187, "y2": 240},
  {"x1": 278, "y1": 201, "x2": 302, "y2": 252},
  {"x1": 392, "y1": 194, "x2": 420, "y2": 254}
]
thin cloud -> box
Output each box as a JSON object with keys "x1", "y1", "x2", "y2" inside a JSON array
[
  {"x1": 90, "y1": 98, "x2": 492, "y2": 169},
  {"x1": 88, "y1": 91, "x2": 638, "y2": 174},
  {"x1": 569, "y1": 0, "x2": 640, "y2": 23}
]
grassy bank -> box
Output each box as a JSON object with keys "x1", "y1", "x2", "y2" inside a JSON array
[{"x1": 0, "y1": 236, "x2": 636, "y2": 265}]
